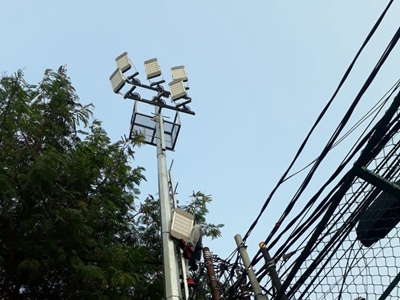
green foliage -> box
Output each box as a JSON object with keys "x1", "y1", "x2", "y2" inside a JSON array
[
  {"x1": 135, "y1": 192, "x2": 224, "y2": 299},
  {"x1": 0, "y1": 68, "x2": 223, "y2": 299},
  {"x1": 135, "y1": 191, "x2": 224, "y2": 254},
  {"x1": 0, "y1": 68, "x2": 146, "y2": 299},
  {"x1": 181, "y1": 191, "x2": 224, "y2": 240}
]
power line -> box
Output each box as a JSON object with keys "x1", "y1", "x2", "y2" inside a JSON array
[
  {"x1": 240, "y1": 0, "x2": 395, "y2": 247},
  {"x1": 220, "y1": 1, "x2": 398, "y2": 294}
]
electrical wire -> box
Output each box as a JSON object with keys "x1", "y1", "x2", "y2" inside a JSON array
[
  {"x1": 240, "y1": 0, "x2": 395, "y2": 246},
  {"x1": 277, "y1": 91, "x2": 400, "y2": 299},
  {"x1": 252, "y1": 83, "x2": 400, "y2": 298},
  {"x1": 221, "y1": 1, "x2": 397, "y2": 292},
  {"x1": 267, "y1": 81, "x2": 400, "y2": 259},
  {"x1": 284, "y1": 79, "x2": 400, "y2": 183}
]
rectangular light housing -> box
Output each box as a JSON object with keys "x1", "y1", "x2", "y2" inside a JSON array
[
  {"x1": 170, "y1": 208, "x2": 194, "y2": 241},
  {"x1": 144, "y1": 58, "x2": 162, "y2": 79},
  {"x1": 171, "y1": 66, "x2": 188, "y2": 82},
  {"x1": 110, "y1": 69, "x2": 126, "y2": 93},
  {"x1": 169, "y1": 80, "x2": 187, "y2": 101},
  {"x1": 115, "y1": 52, "x2": 131, "y2": 73}
]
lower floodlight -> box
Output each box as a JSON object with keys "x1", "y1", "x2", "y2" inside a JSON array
[
  {"x1": 169, "y1": 79, "x2": 187, "y2": 101},
  {"x1": 110, "y1": 69, "x2": 126, "y2": 94},
  {"x1": 356, "y1": 179, "x2": 400, "y2": 247},
  {"x1": 144, "y1": 58, "x2": 162, "y2": 79},
  {"x1": 171, "y1": 65, "x2": 188, "y2": 82},
  {"x1": 115, "y1": 52, "x2": 131, "y2": 73}
]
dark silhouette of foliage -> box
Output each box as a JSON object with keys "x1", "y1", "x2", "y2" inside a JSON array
[
  {"x1": 0, "y1": 68, "x2": 223, "y2": 300},
  {"x1": 0, "y1": 68, "x2": 147, "y2": 299}
]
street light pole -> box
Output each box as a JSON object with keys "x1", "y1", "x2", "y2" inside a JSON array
[
  {"x1": 155, "y1": 108, "x2": 181, "y2": 299},
  {"x1": 110, "y1": 52, "x2": 195, "y2": 299}
]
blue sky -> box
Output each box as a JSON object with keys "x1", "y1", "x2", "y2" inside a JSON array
[{"x1": 2, "y1": 1, "x2": 400, "y2": 262}]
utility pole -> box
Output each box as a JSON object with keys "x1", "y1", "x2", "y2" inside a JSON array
[
  {"x1": 203, "y1": 247, "x2": 221, "y2": 300},
  {"x1": 259, "y1": 242, "x2": 287, "y2": 300},
  {"x1": 236, "y1": 269, "x2": 251, "y2": 300},
  {"x1": 109, "y1": 52, "x2": 195, "y2": 299},
  {"x1": 235, "y1": 234, "x2": 268, "y2": 300}
]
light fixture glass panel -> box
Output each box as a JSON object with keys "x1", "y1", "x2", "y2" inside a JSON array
[
  {"x1": 169, "y1": 80, "x2": 186, "y2": 101},
  {"x1": 170, "y1": 208, "x2": 194, "y2": 241},
  {"x1": 171, "y1": 66, "x2": 188, "y2": 82},
  {"x1": 109, "y1": 69, "x2": 126, "y2": 93},
  {"x1": 115, "y1": 52, "x2": 131, "y2": 73},
  {"x1": 144, "y1": 58, "x2": 162, "y2": 79}
]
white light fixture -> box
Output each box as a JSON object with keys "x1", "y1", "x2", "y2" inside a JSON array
[
  {"x1": 169, "y1": 79, "x2": 187, "y2": 101},
  {"x1": 109, "y1": 69, "x2": 126, "y2": 93},
  {"x1": 170, "y1": 208, "x2": 194, "y2": 241},
  {"x1": 115, "y1": 52, "x2": 131, "y2": 73},
  {"x1": 171, "y1": 66, "x2": 188, "y2": 82},
  {"x1": 144, "y1": 58, "x2": 162, "y2": 79}
]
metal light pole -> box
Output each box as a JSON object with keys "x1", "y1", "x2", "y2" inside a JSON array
[
  {"x1": 155, "y1": 108, "x2": 180, "y2": 298},
  {"x1": 109, "y1": 52, "x2": 195, "y2": 299}
]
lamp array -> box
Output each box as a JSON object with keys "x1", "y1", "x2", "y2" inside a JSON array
[{"x1": 109, "y1": 52, "x2": 190, "y2": 103}]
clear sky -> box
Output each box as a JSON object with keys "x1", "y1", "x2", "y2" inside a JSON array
[{"x1": 2, "y1": 1, "x2": 400, "y2": 263}]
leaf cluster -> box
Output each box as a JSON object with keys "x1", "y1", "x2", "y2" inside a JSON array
[
  {"x1": 133, "y1": 192, "x2": 224, "y2": 299},
  {"x1": 0, "y1": 68, "x2": 149, "y2": 299},
  {"x1": 181, "y1": 191, "x2": 224, "y2": 240},
  {"x1": 0, "y1": 68, "x2": 224, "y2": 300}
]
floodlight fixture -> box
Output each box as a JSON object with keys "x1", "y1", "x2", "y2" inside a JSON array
[
  {"x1": 356, "y1": 179, "x2": 400, "y2": 247},
  {"x1": 171, "y1": 66, "x2": 188, "y2": 82},
  {"x1": 169, "y1": 79, "x2": 187, "y2": 101},
  {"x1": 170, "y1": 208, "x2": 194, "y2": 241},
  {"x1": 109, "y1": 69, "x2": 126, "y2": 94},
  {"x1": 115, "y1": 52, "x2": 131, "y2": 73},
  {"x1": 144, "y1": 58, "x2": 162, "y2": 79}
]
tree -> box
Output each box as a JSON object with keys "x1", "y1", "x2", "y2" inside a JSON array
[
  {"x1": 181, "y1": 191, "x2": 224, "y2": 239},
  {"x1": 134, "y1": 192, "x2": 224, "y2": 299},
  {"x1": 0, "y1": 68, "x2": 223, "y2": 299},
  {"x1": 0, "y1": 68, "x2": 147, "y2": 299}
]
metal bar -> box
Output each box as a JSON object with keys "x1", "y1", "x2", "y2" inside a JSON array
[
  {"x1": 169, "y1": 168, "x2": 178, "y2": 210},
  {"x1": 356, "y1": 166, "x2": 400, "y2": 198},
  {"x1": 124, "y1": 93, "x2": 195, "y2": 115},
  {"x1": 378, "y1": 271, "x2": 400, "y2": 300},
  {"x1": 180, "y1": 250, "x2": 189, "y2": 300},
  {"x1": 159, "y1": 112, "x2": 166, "y2": 151},
  {"x1": 168, "y1": 166, "x2": 189, "y2": 299},
  {"x1": 127, "y1": 75, "x2": 170, "y2": 96}
]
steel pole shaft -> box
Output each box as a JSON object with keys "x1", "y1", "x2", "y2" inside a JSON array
[{"x1": 155, "y1": 110, "x2": 181, "y2": 299}]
